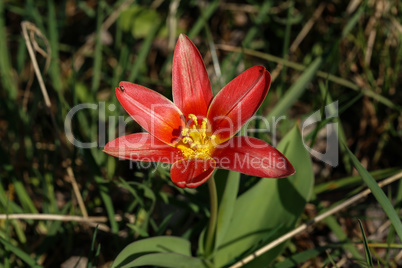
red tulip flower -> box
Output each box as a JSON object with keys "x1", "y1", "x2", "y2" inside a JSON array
[{"x1": 104, "y1": 34, "x2": 295, "y2": 188}]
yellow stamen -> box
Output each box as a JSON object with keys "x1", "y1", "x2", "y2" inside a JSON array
[
  {"x1": 181, "y1": 128, "x2": 189, "y2": 136},
  {"x1": 188, "y1": 114, "x2": 198, "y2": 125},
  {"x1": 182, "y1": 137, "x2": 192, "y2": 144},
  {"x1": 176, "y1": 115, "x2": 217, "y2": 159},
  {"x1": 201, "y1": 118, "x2": 208, "y2": 129},
  {"x1": 190, "y1": 143, "x2": 197, "y2": 149},
  {"x1": 200, "y1": 118, "x2": 208, "y2": 141}
]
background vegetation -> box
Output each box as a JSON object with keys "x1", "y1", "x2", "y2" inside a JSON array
[{"x1": 0, "y1": 0, "x2": 401, "y2": 267}]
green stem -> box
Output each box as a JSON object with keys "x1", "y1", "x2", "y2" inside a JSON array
[{"x1": 205, "y1": 176, "x2": 218, "y2": 257}]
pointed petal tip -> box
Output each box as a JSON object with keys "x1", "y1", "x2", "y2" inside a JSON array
[
  {"x1": 277, "y1": 161, "x2": 296, "y2": 178},
  {"x1": 113, "y1": 81, "x2": 185, "y2": 145},
  {"x1": 171, "y1": 158, "x2": 216, "y2": 188},
  {"x1": 116, "y1": 81, "x2": 135, "y2": 94},
  {"x1": 267, "y1": 151, "x2": 295, "y2": 178},
  {"x1": 114, "y1": 82, "x2": 128, "y2": 95},
  {"x1": 178, "y1": 33, "x2": 190, "y2": 42},
  {"x1": 207, "y1": 66, "x2": 271, "y2": 143},
  {"x1": 173, "y1": 33, "x2": 212, "y2": 117},
  {"x1": 253, "y1": 66, "x2": 272, "y2": 88},
  {"x1": 103, "y1": 142, "x2": 118, "y2": 156},
  {"x1": 213, "y1": 136, "x2": 295, "y2": 179},
  {"x1": 103, "y1": 140, "x2": 114, "y2": 154}
]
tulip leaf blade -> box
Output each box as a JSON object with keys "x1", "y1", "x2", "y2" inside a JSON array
[
  {"x1": 112, "y1": 236, "x2": 192, "y2": 268},
  {"x1": 215, "y1": 170, "x2": 240, "y2": 250},
  {"x1": 214, "y1": 126, "x2": 314, "y2": 267},
  {"x1": 118, "y1": 253, "x2": 210, "y2": 268}
]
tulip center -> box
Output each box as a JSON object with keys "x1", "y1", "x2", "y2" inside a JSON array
[{"x1": 177, "y1": 114, "x2": 216, "y2": 159}]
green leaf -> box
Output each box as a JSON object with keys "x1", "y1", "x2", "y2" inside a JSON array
[
  {"x1": 314, "y1": 168, "x2": 399, "y2": 195},
  {"x1": 119, "y1": 253, "x2": 209, "y2": 268},
  {"x1": 267, "y1": 56, "x2": 324, "y2": 120},
  {"x1": 88, "y1": 225, "x2": 100, "y2": 268},
  {"x1": 344, "y1": 144, "x2": 402, "y2": 240},
  {"x1": 119, "y1": 5, "x2": 162, "y2": 39},
  {"x1": 127, "y1": 18, "x2": 162, "y2": 82},
  {"x1": 46, "y1": 0, "x2": 62, "y2": 92},
  {"x1": 221, "y1": 1, "x2": 272, "y2": 83},
  {"x1": 127, "y1": 222, "x2": 149, "y2": 238},
  {"x1": 215, "y1": 171, "x2": 240, "y2": 250},
  {"x1": 95, "y1": 175, "x2": 119, "y2": 234},
  {"x1": 188, "y1": 0, "x2": 220, "y2": 39},
  {"x1": 341, "y1": 0, "x2": 366, "y2": 38},
  {"x1": 0, "y1": 236, "x2": 41, "y2": 267},
  {"x1": 91, "y1": 0, "x2": 105, "y2": 92},
  {"x1": 272, "y1": 246, "x2": 333, "y2": 268},
  {"x1": 214, "y1": 126, "x2": 314, "y2": 267},
  {"x1": 112, "y1": 236, "x2": 192, "y2": 268},
  {"x1": 358, "y1": 219, "x2": 373, "y2": 267},
  {"x1": 0, "y1": 0, "x2": 18, "y2": 103},
  {"x1": 12, "y1": 177, "x2": 38, "y2": 214},
  {"x1": 322, "y1": 215, "x2": 363, "y2": 260},
  {"x1": 325, "y1": 250, "x2": 339, "y2": 267}
]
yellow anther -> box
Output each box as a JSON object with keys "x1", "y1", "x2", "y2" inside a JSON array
[
  {"x1": 201, "y1": 118, "x2": 208, "y2": 129},
  {"x1": 188, "y1": 114, "x2": 198, "y2": 125},
  {"x1": 181, "y1": 128, "x2": 189, "y2": 137},
  {"x1": 182, "y1": 137, "x2": 192, "y2": 144},
  {"x1": 201, "y1": 118, "x2": 209, "y2": 140},
  {"x1": 176, "y1": 115, "x2": 216, "y2": 159}
]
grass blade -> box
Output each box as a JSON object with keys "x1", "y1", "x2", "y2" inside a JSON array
[
  {"x1": 46, "y1": 0, "x2": 62, "y2": 92},
  {"x1": 344, "y1": 144, "x2": 402, "y2": 240},
  {"x1": 187, "y1": 0, "x2": 220, "y2": 39},
  {"x1": 0, "y1": 236, "x2": 41, "y2": 267},
  {"x1": 267, "y1": 56, "x2": 324, "y2": 119},
  {"x1": 323, "y1": 216, "x2": 362, "y2": 260},
  {"x1": 91, "y1": 0, "x2": 105, "y2": 92},
  {"x1": 358, "y1": 219, "x2": 374, "y2": 267},
  {"x1": 87, "y1": 225, "x2": 101, "y2": 268},
  {"x1": 95, "y1": 175, "x2": 119, "y2": 234},
  {"x1": 128, "y1": 19, "x2": 162, "y2": 82},
  {"x1": 221, "y1": 1, "x2": 272, "y2": 83},
  {"x1": 0, "y1": 0, "x2": 18, "y2": 103}
]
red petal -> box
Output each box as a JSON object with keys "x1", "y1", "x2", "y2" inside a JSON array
[
  {"x1": 104, "y1": 133, "x2": 184, "y2": 163},
  {"x1": 207, "y1": 66, "x2": 271, "y2": 143},
  {"x1": 170, "y1": 158, "x2": 216, "y2": 188},
  {"x1": 172, "y1": 34, "x2": 213, "y2": 117},
  {"x1": 213, "y1": 136, "x2": 295, "y2": 178},
  {"x1": 116, "y1": 82, "x2": 185, "y2": 145}
]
